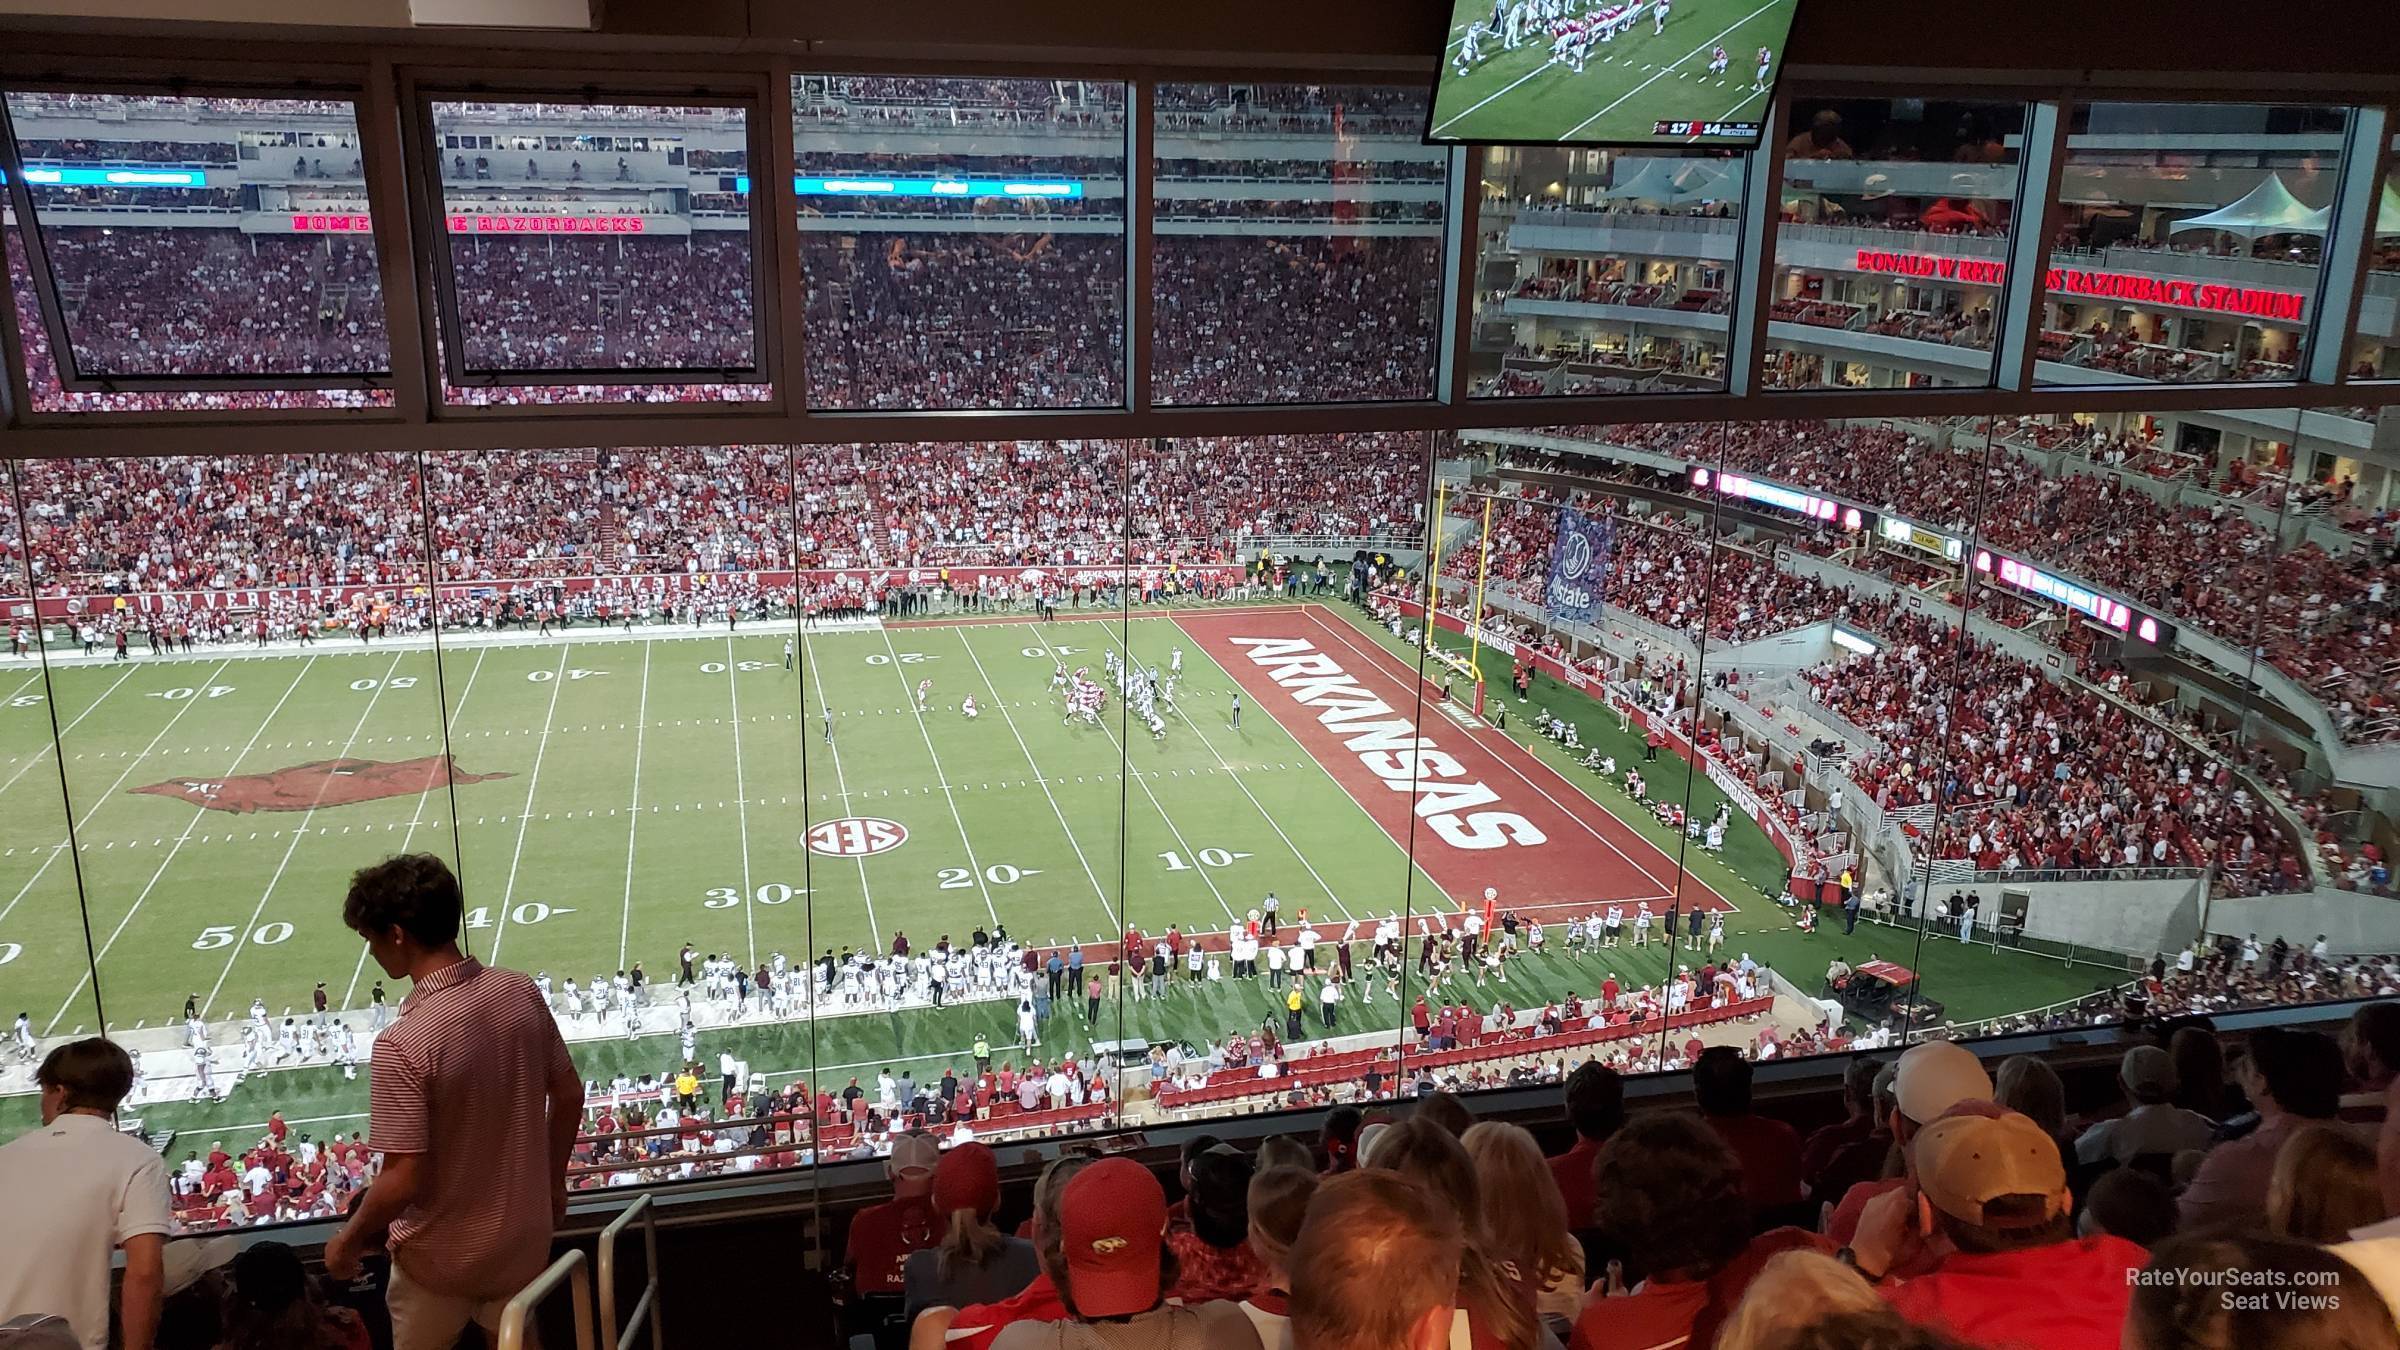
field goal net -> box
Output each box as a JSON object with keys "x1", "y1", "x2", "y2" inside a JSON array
[{"x1": 1422, "y1": 640, "x2": 1486, "y2": 718}]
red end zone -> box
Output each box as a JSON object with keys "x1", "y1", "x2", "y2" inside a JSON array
[{"x1": 1174, "y1": 605, "x2": 1734, "y2": 920}]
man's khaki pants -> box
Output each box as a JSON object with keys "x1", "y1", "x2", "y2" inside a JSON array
[{"x1": 390, "y1": 1262, "x2": 537, "y2": 1350}]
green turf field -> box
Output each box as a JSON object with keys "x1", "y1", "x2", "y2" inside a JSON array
[
  {"x1": 0, "y1": 601, "x2": 2128, "y2": 1144},
  {"x1": 1428, "y1": 0, "x2": 1796, "y2": 146}
]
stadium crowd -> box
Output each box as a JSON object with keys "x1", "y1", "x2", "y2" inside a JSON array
[{"x1": 1520, "y1": 418, "x2": 2400, "y2": 742}]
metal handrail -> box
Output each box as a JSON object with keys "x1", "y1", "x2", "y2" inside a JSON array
[
  {"x1": 599, "y1": 1194, "x2": 664, "y2": 1350},
  {"x1": 497, "y1": 1251, "x2": 596, "y2": 1350}
]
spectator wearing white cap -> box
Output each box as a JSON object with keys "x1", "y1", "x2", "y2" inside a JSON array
[
  {"x1": 2071, "y1": 1045, "x2": 2216, "y2": 1167},
  {"x1": 1825, "y1": 1040, "x2": 1993, "y2": 1252}
]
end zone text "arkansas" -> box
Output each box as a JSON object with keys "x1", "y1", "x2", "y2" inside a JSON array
[{"x1": 1229, "y1": 637, "x2": 1548, "y2": 851}]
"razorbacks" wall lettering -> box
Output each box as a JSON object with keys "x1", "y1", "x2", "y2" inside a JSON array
[{"x1": 1227, "y1": 637, "x2": 1548, "y2": 851}]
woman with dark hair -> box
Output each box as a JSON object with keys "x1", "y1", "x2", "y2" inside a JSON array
[
  {"x1": 1171, "y1": 1146, "x2": 1266, "y2": 1302},
  {"x1": 1573, "y1": 1112, "x2": 1823, "y2": 1350},
  {"x1": 2128, "y1": 1235, "x2": 2397, "y2": 1350},
  {"x1": 1319, "y1": 1106, "x2": 1363, "y2": 1172},
  {"x1": 220, "y1": 1241, "x2": 369, "y2": 1350},
  {"x1": 2168, "y1": 1025, "x2": 2237, "y2": 1121}
]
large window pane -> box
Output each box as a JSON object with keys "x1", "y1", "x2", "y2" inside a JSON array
[
  {"x1": 2345, "y1": 130, "x2": 2399, "y2": 384},
  {"x1": 1153, "y1": 83, "x2": 1445, "y2": 405},
  {"x1": 1472, "y1": 149, "x2": 1743, "y2": 397},
  {"x1": 10, "y1": 452, "x2": 455, "y2": 1207},
  {"x1": 0, "y1": 460, "x2": 108, "y2": 1151},
  {"x1": 1766, "y1": 98, "x2": 2026, "y2": 391},
  {"x1": 791, "y1": 76, "x2": 1127, "y2": 410},
  {"x1": 2040, "y1": 102, "x2": 2345, "y2": 385},
  {"x1": 4, "y1": 91, "x2": 391, "y2": 381},
  {"x1": 429, "y1": 100, "x2": 758, "y2": 375},
  {"x1": 788, "y1": 441, "x2": 1131, "y2": 1148}
]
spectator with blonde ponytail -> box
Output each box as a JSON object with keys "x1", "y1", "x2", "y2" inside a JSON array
[
  {"x1": 1370, "y1": 1116, "x2": 1555, "y2": 1350},
  {"x1": 1460, "y1": 1123, "x2": 1585, "y2": 1328},
  {"x1": 1238, "y1": 1166, "x2": 1318, "y2": 1350},
  {"x1": 905, "y1": 1143, "x2": 1039, "y2": 1320}
]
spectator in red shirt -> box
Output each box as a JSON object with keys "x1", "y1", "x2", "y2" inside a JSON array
[
  {"x1": 1848, "y1": 1111, "x2": 2145, "y2": 1350},
  {"x1": 1546, "y1": 1063, "x2": 1623, "y2": 1231},
  {"x1": 847, "y1": 1134, "x2": 943, "y2": 1298},
  {"x1": 1828, "y1": 1040, "x2": 1994, "y2": 1249},
  {"x1": 1169, "y1": 1145, "x2": 1266, "y2": 1302},
  {"x1": 1693, "y1": 1047, "x2": 1803, "y2": 1212},
  {"x1": 1569, "y1": 1112, "x2": 1825, "y2": 1350},
  {"x1": 1799, "y1": 1057, "x2": 1880, "y2": 1170},
  {"x1": 909, "y1": 1155, "x2": 1087, "y2": 1350},
  {"x1": 320, "y1": 854, "x2": 581, "y2": 1350}
]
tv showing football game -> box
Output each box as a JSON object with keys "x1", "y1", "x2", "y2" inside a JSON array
[{"x1": 1425, "y1": 0, "x2": 1804, "y2": 147}]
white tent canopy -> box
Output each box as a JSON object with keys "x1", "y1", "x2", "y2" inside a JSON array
[
  {"x1": 2167, "y1": 172, "x2": 2331, "y2": 240},
  {"x1": 1602, "y1": 157, "x2": 1736, "y2": 204}
]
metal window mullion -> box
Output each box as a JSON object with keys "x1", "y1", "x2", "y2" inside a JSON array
[
  {"x1": 1127, "y1": 78, "x2": 1153, "y2": 415},
  {"x1": 1995, "y1": 98, "x2": 2073, "y2": 393},
  {"x1": 361, "y1": 55, "x2": 432, "y2": 425},
  {"x1": 765, "y1": 58, "x2": 812, "y2": 419},
  {"x1": 1440, "y1": 144, "x2": 1479, "y2": 407},
  {"x1": 397, "y1": 69, "x2": 467, "y2": 408},
  {"x1": 2315, "y1": 106, "x2": 2393, "y2": 387},
  {"x1": 0, "y1": 94, "x2": 84, "y2": 399},
  {"x1": 1728, "y1": 82, "x2": 1793, "y2": 398}
]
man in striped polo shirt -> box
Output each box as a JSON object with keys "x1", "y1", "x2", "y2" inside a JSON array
[{"x1": 322, "y1": 854, "x2": 583, "y2": 1350}]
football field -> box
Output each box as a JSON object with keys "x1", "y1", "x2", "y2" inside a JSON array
[
  {"x1": 0, "y1": 601, "x2": 1747, "y2": 1041},
  {"x1": 1428, "y1": 0, "x2": 1796, "y2": 145},
  {"x1": 0, "y1": 599, "x2": 2128, "y2": 1142}
]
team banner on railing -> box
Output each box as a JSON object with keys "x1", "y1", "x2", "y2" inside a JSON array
[{"x1": 1542, "y1": 506, "x2": 1614, "y2": 626}]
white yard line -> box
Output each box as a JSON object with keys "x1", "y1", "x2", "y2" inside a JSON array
[
  {"x1": 1555, "y1": 1, "x2": 1780, "y2": 141},
  {"x1": 1029, "y1": 621, "x2": 1240, "y2": 927},
  {"x1": 343, "y1": 649, "x2": 488, "y2": 1010},
  {"x1": 0, "y1": 664, "x2": 139, "y2": 802},
  {"x1": 1092, "y1": 620, "x2": 1362, "y2": 924},
  {"x1": 48, "y1": 657, "x2": 318, "y2": 1034},
  {"x1": 201, "y1": 651, "x2": 404, "y2": 1016},
  {"x1": 725, "y1": 638, "x2": 758, "y2": 972},
  {"x1": 877, "y1": 627, "x2": 999, "y2": 927},
  {"x1": 0, "y1": 661, "x2": 187, "y2": 928},
  {"x1": 803, "y1": 636, "x2": 883, "y2": 948},
  {"x1": 1301, "y1": 608, "x2": 1682, "y2": 892},
  {"x1": 948, "y1": 629, "x2": 1118, "y2": 933},
  {"x1": 618, "y1": 642, "x2": 651, "y2": 970},
  {"x1": 485, "y1": 645, "x2": 572, "y2": 967}
]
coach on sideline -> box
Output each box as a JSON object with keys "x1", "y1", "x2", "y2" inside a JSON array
[
  {"x1": 323, "y1": 854, "x2": 584, "y2": 1350},
  {"x1": 0, "y1": 1038, "x2": 170, "y2": 1350}
]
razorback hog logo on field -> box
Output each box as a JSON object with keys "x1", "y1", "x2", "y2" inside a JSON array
[{"x1": 131, "y1": 755, "x2": 512, "y2": 814}]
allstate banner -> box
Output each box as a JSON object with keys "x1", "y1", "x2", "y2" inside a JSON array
[{"x1": 1542, "y1": 506, "x2": 1613, "y2": 625}]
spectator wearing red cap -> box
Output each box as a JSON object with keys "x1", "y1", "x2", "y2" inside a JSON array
[
  {"x1": 991, "y1": 1157, "x2": 1257, "y2": 1350},
  {"x1": 1847, "y1": 1110, "x2": 2145, "y2": 1350},
  {"x1": 906, "y1": 1142, "x2": 1038, "y2": 1320},
  {"x1": 849, "y1": 1134, "x2": 943, "y2": 1299},
  {"x1": 915, "y1": 1156, "x2": 1085, "y2": 1350}
]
